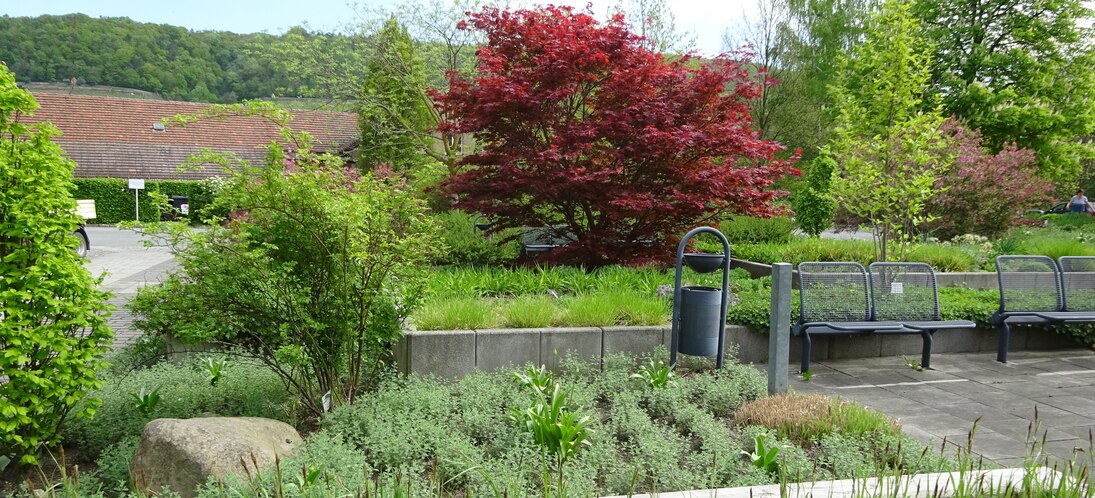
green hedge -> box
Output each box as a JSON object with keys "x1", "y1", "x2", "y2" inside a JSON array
[{"x1": 72, "y1": 178, "x2": 211, "y2": 223}]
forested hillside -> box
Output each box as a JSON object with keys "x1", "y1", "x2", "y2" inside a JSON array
[{"x1": 0, "y1": 14, "x2": 345, "y2": 102}]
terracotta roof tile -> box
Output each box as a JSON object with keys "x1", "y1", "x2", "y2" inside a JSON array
[{"x1": 17, "y1": 93, "x2": 358, "y2": 180}]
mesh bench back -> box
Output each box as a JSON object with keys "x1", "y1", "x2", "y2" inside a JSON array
[
  {"x1": 798, "y1": 262, "x2": 871, "y2": 323},
  {"x1": 995, "y1": 255, "x2": 1062, "y2": 312},
  {"x1": 1058, "y1": 256, "x2": 1095, "y2": 311},
  {"x1": 869, "y1": 262, "x2": 939, "y2": 321}
]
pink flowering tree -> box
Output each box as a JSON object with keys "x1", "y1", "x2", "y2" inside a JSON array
[{"x1": 926, "y1": 120, "x2": 1054, "y2": 240}]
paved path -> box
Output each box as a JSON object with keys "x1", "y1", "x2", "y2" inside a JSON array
[
  {"x1": 83, "y1": 227, "x2": 177, "y2": 346},
  {"x1": 790, "y1": 350, "x2": 1095, "y2": 468}
]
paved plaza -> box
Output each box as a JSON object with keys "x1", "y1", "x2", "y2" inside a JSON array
[
  {"x1": 83, "y1": 227, "x2": 1095, "y2": 468},
  {"x1": 83, "y1": 226, "x2": 177, "y2": 345},
  {"x1": 791, "y1": 349, "x2": 1095, "y2": 468}
]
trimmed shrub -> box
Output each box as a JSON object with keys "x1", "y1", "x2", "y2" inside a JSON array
[
  {"x1": 433, "y1": 209, "x2": 520, "y2": 266},
  {"x1": 792, "y1": 154, "x2": 837, "y2": 237},
  {"x1": 720, "y1": 215, "x2": 794, "y2": 244},
  {"x1": 72, "y1": 178, "x2": 216, "y2": 224}
]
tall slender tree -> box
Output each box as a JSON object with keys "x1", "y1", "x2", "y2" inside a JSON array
[
  {"x1": 829, "y1": 0, "x2": 951, "y2": 262},
  {"x1": 358, "y1": 17, "x2": 436, "y2": 172}
]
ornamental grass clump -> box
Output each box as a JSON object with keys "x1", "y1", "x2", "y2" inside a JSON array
[
  {"x1": 734, "y1": 394, "x2": 900, "y2": 445},
  {"x1": 413, "y1": 297, "x2": 497, "y2": 331},
  {"x1": 500, "y1": 295, "x2": 559, "y2": 328}
]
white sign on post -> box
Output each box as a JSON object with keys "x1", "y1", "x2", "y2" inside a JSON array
[{"x1": 129, "y1": 179, "x2": 145, "y2": 220}]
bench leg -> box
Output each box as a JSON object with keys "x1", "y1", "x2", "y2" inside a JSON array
[
  {"x1": 997, "y1": 322, "x2": 1011, "y2": 363},
  {"x1": 920, "y1": 331, "x2": 933, "y2": 369},
  {"x1": 801, "y1": 333, "x2": 812, "y2": 373}
]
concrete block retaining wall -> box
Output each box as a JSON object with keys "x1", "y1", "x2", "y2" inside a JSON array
[{"x1": 396, "y1": 324, "x2": 1077, "y2": 378}]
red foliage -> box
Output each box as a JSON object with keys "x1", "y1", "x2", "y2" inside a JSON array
[
  {"x1": 926, "y1": 119, "x2": 1054, "y2": 240},
  {"x1": 434, "y1": 5, "x2": 797, "y2": 267}
]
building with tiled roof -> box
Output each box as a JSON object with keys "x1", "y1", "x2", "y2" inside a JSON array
[{"x1": 17, "y1": 93, "x2": 359, "y2": 180}]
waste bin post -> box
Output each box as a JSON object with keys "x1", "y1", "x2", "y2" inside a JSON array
[{"x1": 670, "y1": 226, "x2": 731, "y2": 369}]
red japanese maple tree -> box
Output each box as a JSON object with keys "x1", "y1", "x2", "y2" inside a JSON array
[{"x1": 435, "y1": 5, "x2": 797, "y2": 267}]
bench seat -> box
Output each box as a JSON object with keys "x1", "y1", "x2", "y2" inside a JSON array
[
  {"x1": 795, "y1": 262, "x2": 971, "y2": 372},
  {"x1": 992, "y1": 255, "x2": 1095, "y2": 362}
]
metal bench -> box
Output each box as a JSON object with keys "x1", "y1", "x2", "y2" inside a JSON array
[
  {"x1": 992, "y1": 255, "x2": 1095, "y2": 362},
  {"x1": 794, "y1": 262, "x2": 975, "y2": 372}
]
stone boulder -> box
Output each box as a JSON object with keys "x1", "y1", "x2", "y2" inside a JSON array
[{"x1": 130, "y1": 417, "x2": 303, "y2": 498}]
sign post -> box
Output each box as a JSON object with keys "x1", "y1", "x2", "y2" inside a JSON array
[{"x1": 128, "y1": 179, "x2": 145, "y2": 221}]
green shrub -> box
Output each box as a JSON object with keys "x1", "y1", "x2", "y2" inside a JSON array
[
  {"x1": 128, "y1": 108, "x2": 440, "y2": 418},
  {"x1": 1018, "y1": 237, "x2": 1095, "y2": 259},
  {"x1": 413, "y1": 297, "x2": 497, "y2": 330},
  {"x1": 726, "y1": 289, "x2": 801, "y2": 331},
  {"x1": 433, "y1": 210, "x2": 520, "y2": 266},
  {"x1": 0, "y1": 66, "x2": 113, "y2": 466},
  {"x1": 792, "y1": 154, "x2": 837, "y2": 237},
  {"x1": 93, "y1": 436, "x2": 141, "y2": 493},
  {"x1": 1044, "y1": 212, "x2": 1095, "y2": 230},
  {"x1": 721, "y1": 215, "x2": 794, "y2": 244},
  {"x1": 906, "y1": 243, "x2": 978, "y2": 271},
  {"x1": 62, "y1": 355, "x2": 290, "y2": 461},
  {"x1": 938, "y1": 287, "x2": 998, "y2": 328},
  {"x1": 731, "y1": 242, "x2": 784, "y2": 265},
  {"x1": 72, "y1": 178, "x2": 215, "y2": 224}
]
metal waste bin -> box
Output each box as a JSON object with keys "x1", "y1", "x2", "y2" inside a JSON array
[
  {"x1": 678, "y1": 286, "x2": 723, "y2": 356},
  {"x1": 161, "y1": 196, "x2": 189, "y2": 221}
]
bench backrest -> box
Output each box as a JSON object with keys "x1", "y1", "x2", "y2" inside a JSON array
[
  {"x1": 797, "y1": 262, "x2": 871, "y2": 323},
  {"x1": 869, "y1": 262, "x2": 940, "y2": 321},
  {"x1": 1058, "y1": 256, "x2": 1095, "y2": 312},
  {"x1": 995, "y1": 255, "x2": 1062, "y2": 312}
]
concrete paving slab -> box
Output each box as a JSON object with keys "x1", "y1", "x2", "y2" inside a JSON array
[{"x1": 787, "y1": 349, "x2": 1095, "y2": 466}]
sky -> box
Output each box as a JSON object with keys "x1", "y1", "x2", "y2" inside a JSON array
[{"x1": 2, "y1": 0, "x2": 759, "y2": 57}]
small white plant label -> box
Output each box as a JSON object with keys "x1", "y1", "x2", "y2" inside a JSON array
[{"x1": 891, "y1": 282, "x2": 904, "y2": 294}]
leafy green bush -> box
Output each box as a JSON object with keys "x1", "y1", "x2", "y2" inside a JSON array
[
  {"x1": 1043, "y1": 212, "x2": 1095, "y2": 230},
  {"x1": 62, "y1": 355, "x2": 290, "y2": 462},
  {"x1": 1018, "y1": 237, "x2": 1095, "y2": 259},
  {"x1": 128, "y1": 104, "x2": 440, "y2": 418},
  {"x1": 938, "y1": 287, "x2": 998, "y2": 328},
  {"x1": 0, "y1": 65, "x2": 113, "y2": 466},
  {"x1": 720, "y1": 215, "x2": 794, "y2": 244},
  {"x1": 433, "y1": 210, "x2": 520, "y2": 266},
  {"x1": 792, "y1": 154, "x2": 837, "y2": 237}
]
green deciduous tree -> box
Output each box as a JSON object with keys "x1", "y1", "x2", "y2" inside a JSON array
[
  {"x1": 358, "y1": 17, "x2": 439, "y2": 174},
  {"x1": 829, "y1": 0, "x2": 952, "y2": 261},
  {"x1": 724, "y1": 0, "x2": 827, "y2": 156},
  {"x1": 611, "y1": 0, "x2": 697, "y2": 54},
  {"x1": 0, "y1": 63, "x2": 112, "y2": 465},
  {"x1": 915, "y1": 0, "x2": 1095, "y2": 183}
]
